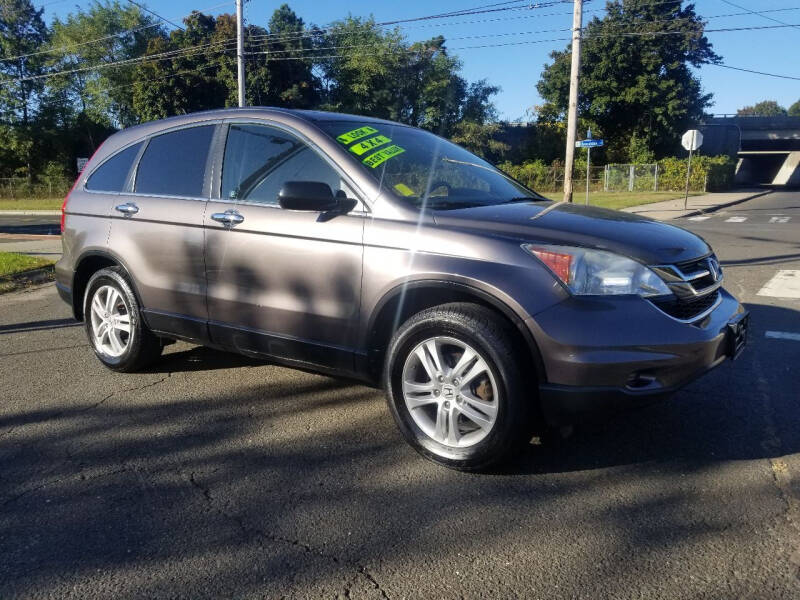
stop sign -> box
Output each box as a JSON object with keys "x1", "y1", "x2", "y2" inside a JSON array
[{"x1": 682, "y1": 129, "x2": 703, "y2": 151}]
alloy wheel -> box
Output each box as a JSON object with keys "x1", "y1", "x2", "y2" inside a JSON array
[
  {"x1": 89, "y1": 284, "x2": 132, "y2": 358},
  {"x1": 401, "y1": 336, "x2": 499, "y2": 448}
]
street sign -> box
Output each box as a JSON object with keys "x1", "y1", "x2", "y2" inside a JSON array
[
  {"x1": 681, "y1": 129, "x2": 703, "y2": 151},
  {"x1": 76, "y1": 157, "x2": 88, "y2": 173},
  {"x1": 576, "y1": 139, "x2": 604, "y2": 148}
]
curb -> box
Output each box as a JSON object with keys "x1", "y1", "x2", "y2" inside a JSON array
[
  {"x1": 679, "y1": 190, "x2": 773, "y2": 219},
  {"x1": 0, "y1": 264, "x2": 55, "y2": 294},
  {"x1": 0, "y1": 210, "x2": 61, "y2": 215}
]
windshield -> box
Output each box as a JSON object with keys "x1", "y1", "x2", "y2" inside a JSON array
[{"x1": 316, "y1": 120, "x2": 545, "y2": 210}]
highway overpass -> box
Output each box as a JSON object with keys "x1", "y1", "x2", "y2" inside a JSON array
[{"x1": 701, "y1": 116, "x2": 800, "y2": 186}]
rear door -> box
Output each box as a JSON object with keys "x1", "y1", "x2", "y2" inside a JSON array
[
  {"x1": 109, "y1": 123, "x2": 217, "y2": 342},
  {"x1": 204, "y1": 121, "x2": 365, "y2": 370}
]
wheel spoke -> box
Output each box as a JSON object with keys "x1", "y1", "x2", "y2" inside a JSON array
[
  {"x1": 450, "y1": 347, "x2": 476, "y2": 379},
  {"x1": 457, "y1": 399, "x2": 494, "y2": 431},
  {"x1": 414, "y1": 345, "x2": 437, "y2": 381},
  {"x1": 434, "y1": 402, "x2": 449, "y2": 442},
  {"x1": 91, "y1": 294, "x2": 105, "y2": 319},
  {"x1": 105, "y1": 287, "x2": 118, "y2": 312},
  {"x1": 405, "y1": 393, "x2": 438, "y2": 410},
  {"x1": 107, "y1": 328, "x2": 123, "y2": 354},
  {"x1": 403, "y1": 380, "x2": 435, "y2": 394},
  {"x1": 459, "y1": 356, "x2": 489, "y2": 388},
  {"x1": 447, "y1": 409, "x2": 460, "y2": 445},
  {"x1": 114, "y1": 322, "x2": 131, "y2": 334},
  {"x1": 423, "y1": 339, "x2": 444, "y2": 374}
]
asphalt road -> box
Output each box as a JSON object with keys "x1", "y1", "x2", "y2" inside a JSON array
[
  {"x1": 1, "y1": 191, "x2": 799, "y2": 599},
  {"x1": 0, "y1": 214, "x2": 61, "y2": 236}
]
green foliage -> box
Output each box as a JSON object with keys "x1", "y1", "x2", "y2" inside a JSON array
[
  {"x1": 451, "y1": 121, "x2": 509, "y2": 162},
  {"x1": 655, "y1": 155, "x2": 735, "y2": 191},
  {"x1": 789, "y1": 100, "x2": 800, "y2": 117},
  {"x1": 537, "y1": 0, "x2": 719, "y2": 162},
  {"x1": 736, "y1": 100, "x2": 787, "y2": 117},
  {"x1": 496, "y1": 159, "x2": 558, "y2": 192},
  {"x1": 0, "y1": 3, "x2": 502, "y2": 182}
]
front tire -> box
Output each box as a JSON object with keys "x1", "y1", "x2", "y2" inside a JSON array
[
  {"x1": 384, "y1": 303, "x2": 533, "y2": 471},
  {"x1": 84, "y1": 267, "x2": 162, "y2": 372}
]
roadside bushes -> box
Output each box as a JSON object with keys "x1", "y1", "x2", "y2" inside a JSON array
[{"x1": 655, "y1": 155, "x2": 736, "y2": 192}]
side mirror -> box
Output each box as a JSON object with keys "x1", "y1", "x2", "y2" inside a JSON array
[{"x1": 278, "y1": 181, "x2": 338, "y2": 212}]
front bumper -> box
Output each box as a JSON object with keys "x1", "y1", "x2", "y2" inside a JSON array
[{"x1": 527, "y1": 288, "x2": 747, "y2": 425}]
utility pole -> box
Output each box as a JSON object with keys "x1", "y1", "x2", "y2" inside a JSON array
[
  {"x1": 236, "y1": 0, "x2": 245, "y2": 107},
  {"x1": 563, "y1": 0, "x2": 583, "y2": 203}
]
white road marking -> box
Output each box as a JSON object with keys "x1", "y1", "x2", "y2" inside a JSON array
[
  {"x1": 757, "y1": 270, "x2": 800, "y2": 299},
  {"x1": 769, "y1": 216, "x2": 791, "y2": 223},
  {"x1": 688, "y1": 215, "x2": 711, "y2": 221},
  {"x1": 725, "y1": 216, "x2": 747, "y2": 223},
  {"x1": 765, "y1": 331, "x2": 800, "y2": 342}
]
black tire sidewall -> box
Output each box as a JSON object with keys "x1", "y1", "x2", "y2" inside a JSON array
[
  {"x1": 84, "y1": 268, "x2": 147, "y2": 371},
  {"x1": 385, "y1": 307, "x2": 527, "y2": 470}
]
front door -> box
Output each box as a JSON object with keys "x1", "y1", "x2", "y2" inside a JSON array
[{"x1": 204, "y1": 122, "x2": 365, "y2": 370}]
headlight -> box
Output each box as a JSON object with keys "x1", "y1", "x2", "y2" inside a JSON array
[{"x1": 522, "y1": 244, "x2": 671, "y2": 297}]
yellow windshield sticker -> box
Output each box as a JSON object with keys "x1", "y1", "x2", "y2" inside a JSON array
[
  {"x1": 349, "y1": 135, "x2": 391, "y2": 156},
  {"x1": 337, "y1": 126, "x2": 378, "y2": 145},
  {"x1": 363, "y1": 145, "x2": 405, "y2": 168},
  {"x1": 393, "y1": 183, "x2": 415, "y2": 196}
]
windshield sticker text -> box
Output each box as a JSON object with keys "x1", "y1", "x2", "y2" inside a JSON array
[
  {"x1": 336, "y1": 126, "x2": 378, "y2": 145},
  {"x1": 349, "y1": 135, "x2": 391, "y2": 156},
  {"x1": 362, "y1": 145, "x2": 405, "y2": 168}
]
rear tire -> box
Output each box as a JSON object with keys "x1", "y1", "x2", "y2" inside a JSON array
[
  {"x1": 384, "y1": 302, "x2": 533, "y2": 471},
  {"x1": 83, "y1": 267, "x2": 162, "y2": 372}
]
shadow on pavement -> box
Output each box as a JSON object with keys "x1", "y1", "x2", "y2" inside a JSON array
[{"x1": 0, "y1": 303, "x2": 798, "y2": 597}]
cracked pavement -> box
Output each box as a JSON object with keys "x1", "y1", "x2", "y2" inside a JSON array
[{"x1": 1, "y1": 191, "x2": 800, "y2": 599}]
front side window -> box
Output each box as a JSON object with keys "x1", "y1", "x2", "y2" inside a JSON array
[
  {"x1": 135, "y1": 125, "x2": 215, "y2": 197},
  {"x1": 317, "y1": 120, "x2": 543, "y2": 210},
  {"x1": 221, "y1": 124, "x2": 345, "y2": 205},
  {"x1": 85, "y1": 142, "x2": 143, "y2": 192}
]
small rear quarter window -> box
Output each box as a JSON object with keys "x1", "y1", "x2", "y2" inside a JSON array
[{"x1": 85, "y1": 142, "x2": 143, "y2": 192}]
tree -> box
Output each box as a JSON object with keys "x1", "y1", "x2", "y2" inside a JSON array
[
  {"x1": 537, "y1": 0, "x2": 720, "y2": 162},
  {"x1": 737, "y1": 100, "x2": 788, "y2": 117},
  {"x1": 0, "y1": 0, "x2": 49, "y2": 177},
  {"x1": 789, "y1": 100, "x2": 800, "y2": 118},
  {"x1": 48, "y1": 1, "x2": 163, "y2": 128}
]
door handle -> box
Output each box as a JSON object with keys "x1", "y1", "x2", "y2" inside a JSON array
[
  {"x1": 115, "y1": 202, "x2": 139, "y2": 215},
  {"x1": 211, "y1": 210, "x2": 244, "y2": 226}
]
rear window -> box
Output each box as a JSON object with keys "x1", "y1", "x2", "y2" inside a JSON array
[
  {"x1": 85, "y1": 142, "x2": 143, "y2": 192},
  {"x1": 135, "y1": 125, "x2": 215, "y2": 197}
]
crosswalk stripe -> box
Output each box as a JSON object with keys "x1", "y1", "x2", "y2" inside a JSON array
[
  {"x1": 769, "y1": 216, "x2": 791, "y2": 223},
  {"x1": 725, "y1": 216, "x2": 748, "y2": 222},
  {"x1": 688, "y1": 215, "x2": 711, "y2": 221},
  {"x1": 757, "y1": 270, "x2": 800, "y2": 299}
]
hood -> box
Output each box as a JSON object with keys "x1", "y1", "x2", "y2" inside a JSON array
[{"x1": 432, "y1": 200, "x2": 711, "y2": 265}]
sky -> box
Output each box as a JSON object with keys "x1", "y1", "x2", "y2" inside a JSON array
[{"x1": 38, "y1": 0, "x2": 800, "y2": 121}]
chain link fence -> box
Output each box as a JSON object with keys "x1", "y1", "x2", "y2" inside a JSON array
[{"x1": 602, "y1": 164, "x2": 708, "y2": 193}]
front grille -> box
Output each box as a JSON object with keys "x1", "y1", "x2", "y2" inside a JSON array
[
  {"x1": 651, "y1": 291, "x2": 720, "y2": 322},
  {"x1": 674, "y1": 256, "x2": 719, "y2": 292}
]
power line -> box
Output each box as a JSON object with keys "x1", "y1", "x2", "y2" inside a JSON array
[
  {"x1": 718, "y1": 0, "x2": 800, "y2": 31},
  {"x1": 709, "y1": 63, "x2": 800, "y2": 82},
  {"x1": 125, "y1": 0, "x2": 184, "y2": 31},
  {"x1": 0, "y1": 1, "x2": 230, "y2": 62}
]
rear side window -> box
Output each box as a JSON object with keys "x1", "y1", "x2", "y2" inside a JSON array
[
  {"x1": 221, "y1": 124, "x2": 344, "y2": 205},
  {"x1": 85, "y1": 142, "x2": 143, "y2": 192},
  {"x1": 135, "y1": 125, "x2": 215, "y2": 197}
]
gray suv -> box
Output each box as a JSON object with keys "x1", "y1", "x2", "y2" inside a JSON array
[{"x1": 56, "y1": 108, "x2": 749, "y2": 470}]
